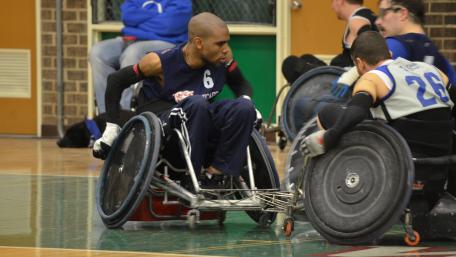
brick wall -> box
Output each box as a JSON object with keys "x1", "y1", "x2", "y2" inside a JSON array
[
  {"x1": 38, "y1": 1, "x2": 456, "y2": 135},
  {"x1": 41, "y1": 0, "x2": 88, "y2": 135},
  {"x1": 424, "y1": 0, "x2": 456, "y2": 71}
]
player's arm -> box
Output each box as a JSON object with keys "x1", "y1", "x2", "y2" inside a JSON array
[
  {"x1": 385, "y1": 37, "x2": 409, "y2": 59},
  {"x1": 105, "y1": 52, "x2": 162, "y2": 124},
  {"x1": 346, "y1": 18, "x2": 371, "y2": 46},
  {"x1": 225, "y1": 47, "x2": 253, "y2": 98},
  {"x1": 94, "y1": 52, "x2": 162, "y2": 159},
  {"x1": 435, "y1": 67, "x2": 456, "y2": 104},
  {"x1": 322, "y1": 73, "x2": 379, "y2": 149}
]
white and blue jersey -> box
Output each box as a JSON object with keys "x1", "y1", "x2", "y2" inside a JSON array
[
  {"x1": 141, "y1": 44, "x2": 227, "y2": 102},
  {"x1": 369, "y1": 58, "x2": 453, "y2": 121}
]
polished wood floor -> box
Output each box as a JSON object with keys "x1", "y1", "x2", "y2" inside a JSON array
[{"x1": 1, "y1": 137, "x2": 455, "y2": 257}]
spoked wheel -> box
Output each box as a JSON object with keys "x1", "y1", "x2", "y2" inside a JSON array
[
  {"x1": 217, "y1": 211, "x2": 226, "y2": 226},
  {"x1": 239, "y1": 130, "x2": 280, "y2": 227},
  {"x1": 96, "y1": 112, "x2": 161, "y2": 228},
  {"x1": 241, "y1": 130, "x2": 280, "y2": 226},
  {"x1": 281, "y1": 117, "x2": 319, "y2": 221},
  {"x1": 281, "y1": 66, "x2": 346, "y2": 140}
]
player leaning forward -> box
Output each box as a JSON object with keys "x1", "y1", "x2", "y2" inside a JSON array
[
  {"x1": 302, "y1": 31, "x2": 456, "y2": 210},
  {"x1": 93, "y1": 12, "x2": 260, "y2": 183}
]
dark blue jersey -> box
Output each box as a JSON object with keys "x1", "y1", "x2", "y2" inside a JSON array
[
  {"x1": 386, "y1": 33, "x2": 456, "y2": 85},
  {"x1": 142, "y1": 43, "x2": 227, "y2": 102}
]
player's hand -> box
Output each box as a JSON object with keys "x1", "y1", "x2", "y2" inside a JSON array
[
  {"x1": 93, "y1": 122, "x2": 121, "y2": 160},
  {"x1": 331, "y1": 80, "x2": 351, "y2": 98},
  {"x1": 300, "y1": 130, "x2": 326, "y2": 157},
  {"x1": 254, "y1": 108, "x2": 263, "y2": 130},
  {"x1": 173, "y1": 90, "x2": 194, "y2": 103},
  {"x1": 331, "y1": 66, "x2": 359, "y2": 98},
  {"x1": 240, "y1": 95, "x2": 262, "y2": 130}
]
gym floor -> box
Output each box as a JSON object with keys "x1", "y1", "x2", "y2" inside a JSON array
[{"x1": 0, "y1": 137, "x2": 455, "y2": 257}]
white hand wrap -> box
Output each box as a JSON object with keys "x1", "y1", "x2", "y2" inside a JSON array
[
  {"x1": 93, "y1": 122, "x2": 121, "y2": 151},
  {"x1": 337, "y1": 66, "x2": 360, "y2": 86},
  {"x1": 300, "y1": 130, "x2": 326, "y2": 157}
]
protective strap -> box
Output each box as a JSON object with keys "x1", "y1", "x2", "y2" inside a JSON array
[
  {"x1": 380, "y1": 102, "x2": 393, "y2": 122},
  {"x1": 133, "y1": 63, "x2": 145, "y2": 79},
  {"x1": 84, "y1": 119, "x2": 102, "y2": 140}
]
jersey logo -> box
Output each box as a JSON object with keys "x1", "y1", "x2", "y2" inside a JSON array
[{"x1": 203, "y1": 69, "x2": 214, "y2": 89}]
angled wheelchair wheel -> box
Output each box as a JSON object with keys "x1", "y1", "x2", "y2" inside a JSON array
[
  {"x1": 281, "y1": 66, "x2": 346, "y2": 140},
  {"x1": 282, "y1": 117, "x2": 319, "y2": 191},
  {"x1": 241, "y1": 130, "x2": 280, "y2": 226},
  {"x1": 96, "y1": 112, "x2": 161, "y2": 228},
  {"x1": 303, "y1": 121, "x2": 414, "y2": 244},
  {"x1": 280, "y1": 117, "x2": 319, "y2": 220}
]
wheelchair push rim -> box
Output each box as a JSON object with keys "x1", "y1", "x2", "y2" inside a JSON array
[
  {"x1": 303, "y1": 120, "x2": 414, "y2": 244},
  {"x1": 96, "y1": 112, "x2": 161, "y2": 227},
  {"x1": 281, "y1": 66, "x2": 346, "y2": 141}
]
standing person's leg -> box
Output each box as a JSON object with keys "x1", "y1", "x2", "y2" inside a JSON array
[
  {"x1": 89, "y1": 37, "x2": 125, "y2": 114},
  {"x1": 209, "y1": 98, "x2": 256, "y2": 176},
  {"x1": 119, "y1": 40, "x2": 176, "y2": 110}
]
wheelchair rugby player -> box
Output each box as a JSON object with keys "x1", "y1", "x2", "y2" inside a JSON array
[
  {"x1": 297, "y1": 31, "x2": 456, "y2": 244},
  {"x1": 92, "y1": 12, "x2": 280, "y2": 229}
]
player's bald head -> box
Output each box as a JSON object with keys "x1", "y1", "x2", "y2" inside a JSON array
[{"x1": 188, "y1": 12, "x2": 228, "y2": 40}]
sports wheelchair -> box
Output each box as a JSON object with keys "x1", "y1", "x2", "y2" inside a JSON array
[
  {"x1": 283, "y1": 117, "x2": 456, "y2": 245},
  {"x1": 262, "y1": 66, "x2": 349, "y2": 150},
  {"x1": 96, "y1": 110, "x2": 288, "y2": 229}
]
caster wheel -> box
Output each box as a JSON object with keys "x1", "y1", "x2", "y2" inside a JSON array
[
  {"x1": 258, "y1": 213, "x2": 273, "y2": 228},
  {"x1": 187, "y1": 209, "x2": 199, "y2": 229},
  {"x1": 283, "y1": 217, "x2": 294, "y2": 237},
  {"x1": 217, "y1": 211, "x2": 226, "y2": 226},
  {"x1": 404, "y1": 230, "x2": 420, "y2": 246},
  {"x1": 278, "y1": 136, "x2": 287, "y2": 150},
  {"x1": 188, "y1": 214, "x2": 197, "y2": 229}
]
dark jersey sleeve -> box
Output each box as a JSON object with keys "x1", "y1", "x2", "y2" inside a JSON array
[
  {"x1": 105, "y1": 64, "x2": 144, "y2": 124},
  {"x1": 225, "y1": 61, "x2": 253, "y2": 97}
]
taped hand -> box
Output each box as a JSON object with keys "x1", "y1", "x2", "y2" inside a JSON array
[
  {"x1": 300, "y1": 130, "x2": 326, "y2": 157},
  {"x1": 93, "y1": 122, "x2": 121, "y2": 160},
  {"x1": 331, "y1": 66, "x2": 359, "y2": 98}
]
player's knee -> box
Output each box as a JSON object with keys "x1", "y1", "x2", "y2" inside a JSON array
[
  {"x1": 184, "y1": 95, "x2": 209, "y2": 111},
  {"x1": 232, "y1": 98, "x2": 255, "y2": 120},
  {"x1": 89, "y1": 44, "x2": 106, "y2": 65}
]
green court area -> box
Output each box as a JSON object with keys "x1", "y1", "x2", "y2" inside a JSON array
[{"x1": 1, "y1": 174, "x2": 456, "y2": 257}]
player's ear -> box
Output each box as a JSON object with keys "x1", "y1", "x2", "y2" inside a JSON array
[{"x1": 194, "y1": 37, "x2": 203, "y2": 50}]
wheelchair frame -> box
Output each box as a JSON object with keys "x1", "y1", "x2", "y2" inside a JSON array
[
  {"x1": 98, "y1": 109, "x2": 456, "y2": 246},
  {"x1": 149, "y1": 110, "x2": 292, "y2": 213},
  {"x1": 97, "y1": 110, "x2": 294, "y2": 229}
]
